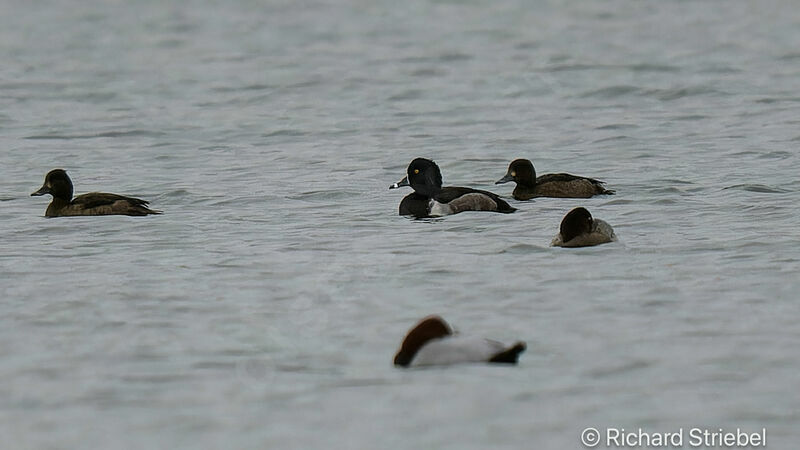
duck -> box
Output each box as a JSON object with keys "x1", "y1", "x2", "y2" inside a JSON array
[
  {"x1": 389, "y1": 158, "x2": 516, "y2": 218},
  {"x1": 495, "y1": 158, "x2": 614, "y2": 200},
  {"x1": 31, "y1": 169, "x2": 161, "y2": 217},
  {"x1": 394, "y1": 315, "x2": 526, "y2": 367},
  {"x1": 551, "y1": 207, "x2": 616, "y2": 247}
]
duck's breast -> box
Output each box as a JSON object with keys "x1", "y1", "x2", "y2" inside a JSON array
[{"x1": 399, "y1": 193, "x2": 432, "y2": 217}]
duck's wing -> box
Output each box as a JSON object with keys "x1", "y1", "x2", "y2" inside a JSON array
[
  {"x1": 536, "y1": 173, "x2": 614, "y2": 196},
  {"x1": 537, "y1": 172, "x2": 605, "y2": 185},
  {"x1": 553, "y1": 220, "x2": 616, "y2": 247},
  {"x1": 71, "y1": 192, "x2": 161, "y2": 215},
  {"x1": 72, "y1": 192, "x2": 148, "y2": 208},
  {"x1": 592, "y1": 218, "x2": 617, "y2": 241}
]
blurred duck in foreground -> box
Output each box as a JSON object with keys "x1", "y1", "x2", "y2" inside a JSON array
[{"x1": 394, "y1": 315, "x2": 526, "y2": 367}]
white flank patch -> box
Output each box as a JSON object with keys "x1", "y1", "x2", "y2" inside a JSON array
[{"x1": 428, "y1": 199, "x2": 453, "y2": 217}]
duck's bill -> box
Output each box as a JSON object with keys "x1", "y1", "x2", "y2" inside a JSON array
[
  {"x1": 389, "y1": 176, "x2": 409, "y2": 190},
  {"x1": 31, "y1": 185, "x2": 50, "y2": 196},
  {"x1": 495, "y1": 174, "x2": 513, "y2": 184}
]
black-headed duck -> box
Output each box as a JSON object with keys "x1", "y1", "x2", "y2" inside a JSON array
[
  {"x1": 551, "y1": 207, "x2": 616, "y2": 247},
  {"x1": 393, "y1": 315, "x2": 526, "y2": 368},
  {"x1": 31, "y1": 169, "x2": 161, "y2": 217},
  {"x1": 389, "y1": 158, "x2": 516, "y2": 218},
  {"x1": 496, "y1": 158, "x2": 614, "y2": 200}
]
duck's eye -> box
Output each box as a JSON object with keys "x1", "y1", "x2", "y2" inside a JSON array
[
  {"x1": 510, "y1": 171, "x2": 516, "y2": 177},
  {"x1": 413, "y1": 169, "x2": 419, "y2": 174}
]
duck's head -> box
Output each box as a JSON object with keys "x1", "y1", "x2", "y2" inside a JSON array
[
  {"x1": 31, "y1": 169, "x2": 73, "y2": 201},
  {"x1": 394, "y1": 315, "x2": 452, "y2": 367},
  {"x1": 560, "y1": 207, "x2": 594, "y2": 242},
  {"x1": 496, "y1": 159, "x2": 536, "y2": 186},
  {"x1": 389, "y1": 158, "x2": 443, "y2": 196}
]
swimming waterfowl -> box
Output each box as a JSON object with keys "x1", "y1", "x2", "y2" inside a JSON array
[
  {"x1": 394, "y1": 315, "x2": 526, "y2": 367},
  {"x1": 31, "y1": 169, "x2": 161, "y2": 217},
  {"x1": 551, "y1": 207, "x2": 616, "y2": 247},
  {"x1": 389, "y1": 158, "x2": 516, "y2": 218},
  {"x1": 496, "y1": 158, "x2": 614, "y2": 200}
]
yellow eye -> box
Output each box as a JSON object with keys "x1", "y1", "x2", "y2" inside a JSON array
[
  {"x1": 414, "y1": 169, "x2": 419, "y2": 174},
  {"x1": 510, "y1": 171, "x2": 516, "y2": 177}
]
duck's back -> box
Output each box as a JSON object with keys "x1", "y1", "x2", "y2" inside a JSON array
[
  {"x1": 532, "y1": 173, "x2": 613, "y2": 198},
  {"x1": 411, "y1": 336, "x2": 509, "y2": 367},
  {"x1": 52, "y1": 192, "x2": 161, "y2": 217},
  {"x1": 552, "y1": 218, "x2": 617, "y2": 247}
]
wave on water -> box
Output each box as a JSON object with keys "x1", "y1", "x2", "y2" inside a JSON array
[
  {"x1": 287, "y1": 190, "x2": 363, "y2": 202},
  {"x1": 579, "y1": 85, "x2": 641, "y2": 98},
  {"x1": 723, "y1": 184, "x2": 793, "y2": 194},
  {"x1": 24, "y1": 130, "x2": 165, "y2": 140},
  {"x1": 544, "y1": 63, "x2": 679, "y2": 73}
]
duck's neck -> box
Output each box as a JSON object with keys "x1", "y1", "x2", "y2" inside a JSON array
[
  {"x1": 415, "y1": 185, "x2": 441, "y2": 198},
  {"x1": 517, "y1": 176, "x2": 537, "y2": 189},
  {"x1": 513, "y1": 184, "x2": 537, "y2": 200},
  {"x1": 45, "y1": 197, "x2": 71, "y2": 217}
]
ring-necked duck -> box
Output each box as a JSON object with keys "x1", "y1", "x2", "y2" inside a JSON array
[
  {"x1": 31, "y1": 169, "x2": 161, "y2": 217},
  {"x1": 394, "y1": 315, "x2": 526, "y2": 367},
  {"x1": 389, "y1": 158, "x2": 516, "y2": 217},
  {"x1": 551, "y1": 207, "x2": 616, "y2": 247},
  {"x1": 496, "y1": 158, "x2": 614, "y2": 200}
]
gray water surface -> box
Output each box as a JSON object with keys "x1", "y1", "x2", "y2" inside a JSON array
[{"x1": 2, "y1": 1, "x2": 800, "y2": 449}]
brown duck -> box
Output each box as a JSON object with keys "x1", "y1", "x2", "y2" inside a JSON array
[
  {"x1": 496, "y1": 158, "x2": 614, "y2": 200},
  {"x1": 31, "y1": 169, "x2": 161, "y2": 217}
]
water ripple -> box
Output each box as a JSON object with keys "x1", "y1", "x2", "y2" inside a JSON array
[
  {"x1": 24, "y1": 130, "x2": 165, "y2": 140},
  {"x1": 723, "y1": 184, "x2": 793, "y2": 194}
]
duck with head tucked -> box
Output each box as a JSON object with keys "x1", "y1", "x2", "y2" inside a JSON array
[
  {"x1": 496, "y1": 158, "x2": 614, "y2": 200},
  {"x1": 551, "y1": 207, "x2": 616, "y2": 248},
  {"x1": 390, "y1": 158, "x2": 516, "y2": 218},
  {"x1": 394, "y1": 315, "x2": 526, "y2": 368},
  {"x1": 31, "y1": 169, "x2": 161, "y2": 217}
]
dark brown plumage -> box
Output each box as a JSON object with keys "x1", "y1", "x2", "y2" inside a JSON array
[
  {"x1": 496, "y1": 158, "x2": 614, "y2": 200},
  {"x1": 551, "y1": 207, "x2": 617, "y2": 247},
  {"x1": 31, "y1": 169, "x2": 161, "y2": 217}
]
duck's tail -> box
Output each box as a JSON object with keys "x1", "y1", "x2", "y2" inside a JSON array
[{"x1": 488, "y1": 341, "x2": 526, "y2": 364}]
